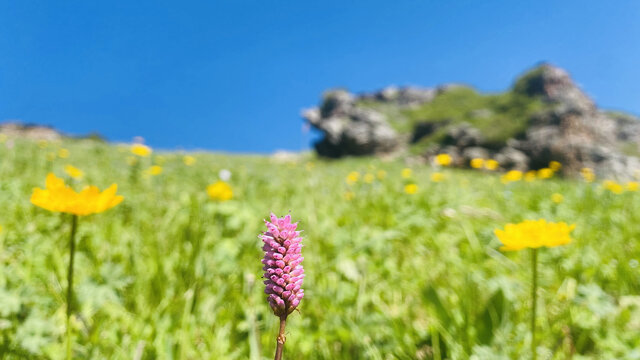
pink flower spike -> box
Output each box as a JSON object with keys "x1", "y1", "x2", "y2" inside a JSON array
[{"x1": 261, "y1": 213, "x2": 305, "y2": 318}]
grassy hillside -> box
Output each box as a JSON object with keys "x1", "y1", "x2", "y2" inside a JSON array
[
  {"x1": 0, "y1": 138, "x2": 639, "y2": 359},
  {"x1": 357, "y1": 86, "x2": 546, "y2": 153}
]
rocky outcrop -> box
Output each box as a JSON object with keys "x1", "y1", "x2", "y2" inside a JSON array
[
  {"x1": 0, "y1": 122, "x2": 63, "y2": 141},
  {"x1": 304, "y1": 64, "x2": 640, "y2": 179},
  {"x1": 302, "y1": 90, "x2": 403, "y2": 157}
]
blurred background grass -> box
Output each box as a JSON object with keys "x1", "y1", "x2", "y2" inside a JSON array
[{"x1": 0, "y1": 138, "x2": 639, "y2": 359}]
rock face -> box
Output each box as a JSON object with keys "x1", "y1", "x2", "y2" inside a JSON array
[
  {"x1": 304, "y1": 64, "x2": 640, "y2": 179},
  {"x1": 0, "y1": 122, "x2": 63, "y2": 141},
  {"x1": 302, "y1": 90, "x2": 402, "y2": 157},
  {"x1": 510, "y1": 65, "x2": 637, "y2": 178}
]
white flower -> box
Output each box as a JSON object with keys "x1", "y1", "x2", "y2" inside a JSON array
[{"x1": 219, "y1": 169, "x2": 231, "y2": 181}]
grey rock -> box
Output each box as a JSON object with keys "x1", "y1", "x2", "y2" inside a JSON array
[
  {"x1": 303, "y1": 89, "x2": 401, "y2": 157},
  {"x1": 495, "y1": 147, "x2": 529, "y2": 171},
  {"x1": 444, "y1": 123, "x2": 484, "y2": 148}
]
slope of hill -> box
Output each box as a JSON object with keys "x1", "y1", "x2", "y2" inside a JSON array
[{"x1": 304, "y1": 64, "x2": 640, "y2": 179}]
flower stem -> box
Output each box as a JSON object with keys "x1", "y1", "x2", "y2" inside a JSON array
[
  {"x1": 66, "y1": 215, "x2": 78, "y2": 360},
  {"x1": 531, "y1": 248, "x2": 538, "y2": 360},
  {"x1": 274, "y1": 316, "x2": 287, "y2": 360}
]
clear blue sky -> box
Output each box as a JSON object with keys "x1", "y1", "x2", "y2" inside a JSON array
[{"x1": 1, "y1": 1, "x2": 638, "y2": 152}]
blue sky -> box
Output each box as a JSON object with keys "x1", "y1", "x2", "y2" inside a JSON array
[{"x1": 1, "y1": 1, "x2": 638, "y2": 152}]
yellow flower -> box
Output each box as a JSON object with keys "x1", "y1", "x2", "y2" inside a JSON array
[
  {"x1": 431, "y1": 172, "x2": 445, "y2": 182},
  {"x1": 207, "y1": 181, "x2": 233, "y2": 201},
  {"x1": 580, "y1": 167, "x2": 595, "y2": 182},
  {"x1": 537, "y1": 168, "x2": 554, "y2": 179},
  {"x1": 626, "y1": 181, "x2": 639, "y2": 192},
  {"x1": 305, "y1": 162, "x2": 315, "y2": 171},
  {"x1": 404, "y1": 183, "x2": 418, "y2": 194},
  {"x1": 147, "y1": 165, "x2": 163, "y2": 176},
  {"x1": 603, "y1": 180, "x2": 623, "y2": 194},
  {"x1": 484, "y1": 159, "x2": 499, "y2": 170},
  {"x1": 183, "y1": 155, "x2": 196, "y2": 166},
  {"x1": 38, "y1": 140, "x2": 49, "y2": 149},
  {"x1": 551, "y1": 193, "x2": 564, "y2": 204},
  {"x1": 494, "y1": 219, "x2": 575, "y2": 251},
  {"x1": 58, "y1": 148, "x2": 70, "y2": 159},
  {"x1": 343, "y1": 191, "x2": 355, "y2": 201},
  {"x1": 470, "y1": 158, "x2": 484, "y2": 169},
  {"x1": 376, "y1": 170, "x2": 387, "y2": 180},
  {"x1": 126, "y1": 156, "x2": 138, "y2": 166},
  {"x1": 131, "y1": 144, "x2": 152, "y2": 157},
  {"x1": 363, "y1": 173, "x2": 375, "y2": 184},
  {"x1": 64, "y1": 165, "x2": 84, "y2": 180},
  {"x1": 401, "y1": 168, "x2": 412, "y2": 179},
  {"x1": 524, "y1": 170, "x2": 537, "y2": 182},
  {"x1": 46, "y1": 152, "x2": 57, "y2": 161},
  {"x1": 31, "y1": 173, "x2": 123, "y2": 216},
  {"x1": 346, "y1": 171, "x2": 360, "y2": 185},
  {"x1": 435, "y1": 153, "x2": 452, "y2": 166},
  {"x1": 501, "y1": 170, "x2": 523, "y2": 184},
  {"x1": 549, "y1": 161, "x2": 562, "y2": 172}
]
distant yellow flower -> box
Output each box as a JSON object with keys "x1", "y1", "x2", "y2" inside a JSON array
[
  {"x1": 551, "y1": 193, "x2": 564, "y2": 204},
  {"x1": 183, "y1": 155, "x2": 196, "y2": 166},
  {"x1": 31, "y1": 173, "x2": 123, "y2": 216},
  {"x1": 46, "y1": 152, "x2": 57, "y2": 161},
  {"x1": 376, "y1": 170, "x2": 387, "y2": 180},
  {"x1": 343, "y1": 191, "x2": 355, "y2": 201},
  {"x1": 131, "y1": 144, "x2": 152, "y2": 157},
  {"x1": 0, "y1": 134, "x2": 7, "y2": 143},
  {"x1": 470, "y1": 158, "x2": 484, "y2": 169},
  {"x1": 207, "y1": 181, "x2": 233, "y2": 201},
  {"x1": 305, "y1": 162, "x2": 315, "y2": 171},
  {"x1": 147, "y1": 165, "x2": 163, "y2": 176},
  {"x1": 537, "y1": 168, "x2": 554, "y2": 179},
  {"x1": 58, "y1": 148, "x2": 70, "y2": 158},
  {"x1": 580, "y1": 167, "x2": 595, "y2": 182},
  {"x1": 494, "y1": 219, "x2": 575, "y2": 251},
  {"x1": 38, "y1": 140, "x2": 49, "y2": 149},
  {"x1": 435, "y1": 153, "x2": 452, "y2": 166},
  {"x1": 401, "y1": 168, "x2": 412, "y2": 179},
  {"x1": 346, "y1": 171, "x2": 360, "y2": 185},
  {"x1": 524, "y1": 170, "x2": 537, "y2": 182},
  {"x1": 549, "y1": 161, "x2": 562, "y2": 172},
  {"x1": 126, "y1": 156, "x2": 138, "y2": 166},
  {"x1": 501, "y1": 170, "x2": 523, "y2": 184},
  {"x1": 626, "y1": 181, "x2": 639, "y2": 192},
  {"x1": 363, "y1": 173, "x2": 375, "y2": 184},
  {"x1": 404, "y1": 183, "x2": 418, "y2": 194},
  {"x1": 485, "y1": 159, "x2": 499, "y2": 170},
  {"x1": 431, "y1": 172, "x2": 445, "y2": 182},
  {"x1": 64, "y1": 165, "x2": 84, "y2": 180},
  {"x1": 603, "y1": 180, "x2": 623, "y2": 194}
]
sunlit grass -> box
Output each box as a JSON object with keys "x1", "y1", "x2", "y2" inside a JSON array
[{"x1": 0, "y1": 139, "x2": 638, "y2": 359}]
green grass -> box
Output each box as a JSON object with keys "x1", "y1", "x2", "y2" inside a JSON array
[
  {"x1": 358, "y1": 87, "x2": 546, "y2": 152},
  {"x1": 0, "y1": 138, "x2": 639, "y2": 359}
]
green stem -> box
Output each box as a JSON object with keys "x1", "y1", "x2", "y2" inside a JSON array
[
  {"x1": 531, "y1": 248, "x2": 538, "y2": 360},
  {"x1": 66, "y1": 215, "x2": 78, "y2": 360},
  {"x1": 274, "y1": 316, "x2": 287, "y2": 360}
]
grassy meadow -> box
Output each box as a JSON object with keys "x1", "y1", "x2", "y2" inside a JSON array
[{"x1": 0, "y1": 138, "x2": 639, "y2": 359}]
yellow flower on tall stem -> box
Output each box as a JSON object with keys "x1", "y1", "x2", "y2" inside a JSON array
[
  {"x1": 31, "y1": 173, "x2": 123, "y2": 360},
  {"x1": 494, "y1": 219, "x2": 574, "y2": 360}
]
